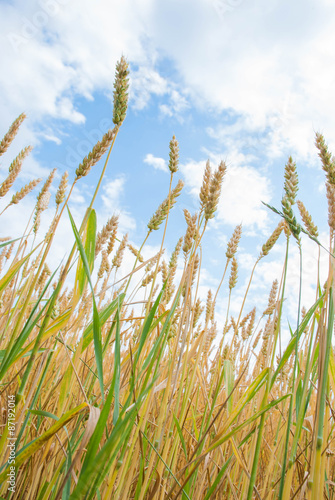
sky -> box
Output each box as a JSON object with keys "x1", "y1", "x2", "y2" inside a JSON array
[{"x1": 1, "y1": 0, "x2": 335, "y2": 338}]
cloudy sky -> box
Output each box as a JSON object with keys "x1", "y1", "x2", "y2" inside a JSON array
[{"x1": 1, "y1": 0, "x2": 334, "y2": 333}]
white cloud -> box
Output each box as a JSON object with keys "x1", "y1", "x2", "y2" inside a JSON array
[
  {"x1": 101, "y1": 177, "x2": 126, "y2": 210},
  {"x1": 101, "y1": 176, "x2": 136, "y2": 233},
  {"x1": 3, "y1": 0, "x2": 334, "y2": 162},
  {"x1": 39, "y1": 132, "x2": 62, "y2": 145},
  {"x1": 219, "y1": 165, "x2": 271, "y2": 229},
  {"x1": 159, "y1": 89, "x2": 189, "y2": 119},
  {"x1": 143, "y1": 153, "x2": 168, "y2": 172},
  {"x1": 147, "y1": 0, "x2": 335, "y2": 160},
  {"x1": 130, "y1": 68, "x2": 189, "y2": 119},
  {"x1": 130, "y1": 66, "x2": 169, "y2": 110},
  {"x1": 70, "y1": 185, "x2": 86, "y2": 204},
  {"x1": 0, "y1": 0, "x2": 151, "y2": 132}
]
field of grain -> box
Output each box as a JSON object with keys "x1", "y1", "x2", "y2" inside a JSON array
[{"x1": 0, "y1": 57, "x2": 334, "y2": 500}]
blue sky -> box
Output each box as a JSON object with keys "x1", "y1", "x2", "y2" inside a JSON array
[{"x1": 1, "y1": 0, "x2": 334, "y2": 331}]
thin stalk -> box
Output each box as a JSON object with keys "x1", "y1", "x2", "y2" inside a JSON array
[
  {"x1": 229, "y1": 257, "x2": 261, "y2": 358},
  {"x1": 310, "y1": 288, "x2": 333, "y2": 497},
  {"x1": 278, "y1": 242, "x2": 303, "y2": 500},
  {"x1": 145, "y1": 173, "x2": 173, "y2": 317},
  {"x1": 246, "y1": 235, "x2": 290, "y2": 500}
]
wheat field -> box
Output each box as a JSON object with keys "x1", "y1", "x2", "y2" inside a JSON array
[{"x1": 0, "y1": 57, "x2": 334, "y2": 500}]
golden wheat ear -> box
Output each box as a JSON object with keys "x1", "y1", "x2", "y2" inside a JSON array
[
  {"x1": 33, "y1": 168, "x2": 56, "y2": 234},
  {"x1": 226, "y1": 223, "x2": 242, "y2": 259},
  {"x1": 168, "y1": 135, "x2": 179, "y2": 173},
  {"x1": 0, "y1": 146, "x2": 32, "y2": 198},
  {"x1": 147, "y1": 179, "x2": 184, "y2": 231},
  {"x1": 0, "y1": 113, "x2": 26, "y2": 157},
  {"x1": 260, "y1": 221, "x2": 285, "y2": 257},
  {"x1": 204, "y1": 160, "x2": 226, "y2": 220},
  {"x1": 112, "y1": 55, "x2": 129, "y2": 127},
  {"x1": 10, "y1": 178, "x2": 42, "y2": 206},
  {"x1": 55, "y1": 171, "x2": 69, "y2": 206}
]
